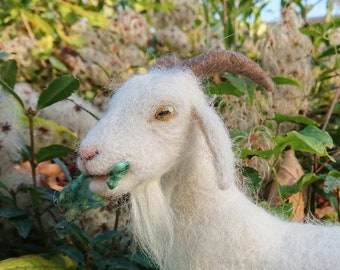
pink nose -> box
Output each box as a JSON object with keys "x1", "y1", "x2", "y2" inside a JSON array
[{"x1": 78, "y1": 146, "x2": 99, "y2": 164}]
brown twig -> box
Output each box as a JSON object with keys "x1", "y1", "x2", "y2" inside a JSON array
[
  {"x1": 321, "y1": 86, "x2": 340, "y2": 131},
  {"x1": 26, "y1": 108, "x2": 37, "y2": 186}
]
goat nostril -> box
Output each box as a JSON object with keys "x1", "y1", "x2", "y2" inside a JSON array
[{"x1": 80, "y1": 147, "x2": 99, "y2": 162}]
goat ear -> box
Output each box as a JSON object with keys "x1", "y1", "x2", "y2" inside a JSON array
[{"x1": 194, "y1": 106, "x2": 236, "y2": 190}]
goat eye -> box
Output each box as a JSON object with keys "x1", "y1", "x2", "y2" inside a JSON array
[{"x1": 155, "y1": 106, "x2": 176, "y2": 121}]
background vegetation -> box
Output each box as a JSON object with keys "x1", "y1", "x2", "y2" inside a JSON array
[{"x1": 0, "y1": 0, "x2": 339, "y2": 269}]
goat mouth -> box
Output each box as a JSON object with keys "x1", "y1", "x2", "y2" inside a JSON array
[
  {"x1": 88, "y1": 161, "x2": 131, "y2": 190},
  {"x1": 91, "y1": 175, "x2": 109, "y2": 181}
]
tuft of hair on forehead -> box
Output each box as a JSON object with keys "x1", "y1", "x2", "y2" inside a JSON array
[{"x1": 150, "y1": 54, "x2": 182, "y2": 70}]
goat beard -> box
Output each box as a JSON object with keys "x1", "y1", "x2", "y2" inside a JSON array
[{"x1": 130, "y1": 179, "x2": 174, "y2": 268}]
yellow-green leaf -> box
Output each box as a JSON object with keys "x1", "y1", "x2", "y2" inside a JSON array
[
  {"x1": 60, "y1": 2, "x2": 109, "y2": 27},
  {"x1": 272, "y1": 76, "x2": 301, "y2": 87},
  {"x1": 21, "y1": 10, "x2": 55, "y2": 36},
  {"x1": 0, "y1": 254, "x2": 77, "y2": 270}
]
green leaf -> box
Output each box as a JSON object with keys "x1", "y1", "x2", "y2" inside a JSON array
[
  {"x1": 260, "y1": 201, "x2": 293, "y2": 220},
  {"x1": 205, "y1": 82, "x2": 243, "y2": 96},
  {"x1": 272, "y1": 76, "x2": 301, "y2": 87},
  {"x1": 317, "y1": 45, "x2": 340, "y2": 59},
  {"x1": 242, "y1": 166, "x2": 262, "y2": 196},
  {"x1": 0, "y1": 208, "x2": 28, "y2": 218},
  {"x1": 222, "y1": 74, "x2": 258, "y2": 104},
  {"x1": 0, "y1": 254, "x2": 77, "y2": 269},
  {"x1": 324, "y1": 171, "x2": 340, "y2": 193},
  {"x1": 60, "y1": 2, "x2": 109, "y2": 27},
  {"x1": 0, "y1": 59, "x2": 25, "y2": 108},
  {"x1": 58, "y1": 175, "x2": 107, "y2": 221},
  {"x1": 37, "y1": 75, "x2": 80, "y2": 110},
  {"x1": 0, "y1": 181, "x2": 10, "y2": 192},
  {"x1": 49, "y1": 56, "x2": 68, "y2": 72},
  {"x1": 9, "y1": 215, "x2": 32, "y2": 238},
  {"x1": 57, "y1": 245, "x2": 84, "y2": 263},
  {"x1": 299, "y1": 22, "x2": 325, "y2": 37},
  {"x1": 0, "y1": 208, "x2": 31, "y2": 238},
  {"x1": 22, "y1": 10, "x2": 55, "y2": 36},
  {"x1": 0, "y1": 192, "x2": 13, "y2": 205},
  {"x1": 90, "y1": 230, "x2": 121, "y2": 246},
  {"x1": 274, "y1": 113, "x2": 319, "y2": 126},
  {"x1": 0, "y1": 59, "x2": 17, "y2": 88},
  {"x1": 36, "y1": 144, "x2": 74, "y2": 163},
  {"x1": 53, "y1": 158, "x2": 72, "y2": 182},
  {"x1": 272, "y1": 126, "x2": 334, "y2": 159},
  {"x1": 223, "y1": 74, "x2": 248, "y2": 93},
  {"x1": 55, "y1": 221, "x2": 91, "y2": 249},
  {"x1": 279, "y1": 173, "x2": 321, "y2": 198},
  {"x1": 29, "y1": 186, "x2": 59, "y2": 202},
  {"x1": 124, "y1": 253, "x2": 156, "y2": 268}
]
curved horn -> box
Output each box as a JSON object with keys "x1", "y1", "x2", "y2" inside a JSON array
[{"x1": 181, "y1": 50, "x2": 274, "y2": 91}]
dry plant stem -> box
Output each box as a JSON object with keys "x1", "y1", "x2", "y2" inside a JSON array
[
  {"x1": 20, "y1": 10, "x2": 36, "y2": 42},
  {"x1": 114, "y1": 208, "x2": 121, "y2": 231},
  {"x1": 337, "y1": 187, "x2": 340, "y2": 221},
  {"x1": 322, "y1": 86, "x2": 340, "y2": 131},
  {"x1": 26, "y1": 108, "x2": 37, "y2": 186},
  {"x1": 85, "y1": 244, "x2": 91, "y2": 270}
]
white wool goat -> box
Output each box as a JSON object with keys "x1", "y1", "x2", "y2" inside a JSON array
[{"x1": 77, "y1": 51, "x2": 340, "y2": 270}]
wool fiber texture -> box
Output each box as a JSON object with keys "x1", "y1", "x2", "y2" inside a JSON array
[{"x1": 78, "y1": 55, "x2": 340, "y2": 270}]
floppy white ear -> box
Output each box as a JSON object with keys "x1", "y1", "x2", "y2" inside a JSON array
[{"x1": 194, "y1": 105, "x2": 236, "y2": 190}]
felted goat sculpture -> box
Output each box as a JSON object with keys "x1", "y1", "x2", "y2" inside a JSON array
[{"x1": 77, "y1": 50, "x2": 340, "y2": 270}]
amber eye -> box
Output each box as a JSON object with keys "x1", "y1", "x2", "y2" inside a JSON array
[{"x1": 155, "y1": 106, "x2": 176, "y2": 121}]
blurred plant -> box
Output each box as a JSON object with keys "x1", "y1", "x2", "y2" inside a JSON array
[
  {"x1": 0, "y1": 54, "x2": 154, "y2": 269},
  {"x1": 203, "y1": 0, "x2": 269, "y2": 51}
]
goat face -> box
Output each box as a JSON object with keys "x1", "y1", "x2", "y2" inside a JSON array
[{"x1": 77, "y1": 69, "x2": 204, "y2": 197}]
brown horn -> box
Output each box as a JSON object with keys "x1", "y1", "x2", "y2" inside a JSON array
[{"x1": 181, "y1": 50, "x2": 274, "y2": 91}]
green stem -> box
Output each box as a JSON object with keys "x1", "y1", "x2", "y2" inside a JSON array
[{"x1": 271, "y1": 166, "x2": 284, "y2": 205}]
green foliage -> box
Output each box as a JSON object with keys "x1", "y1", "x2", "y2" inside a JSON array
[
  {"x1": 260, "y1": 201, "x2": 294, "y2": 220},
  {"x1": 55, "y1": 221, "x2": 155, "y2": 269},
  {"x1": 0, "y1": 58, "x2": 24, "y2": 108},
  {"x1": 0, "y1": 254, "x2": 77, "y2": 270},
  {"x1": 272, "y1": 126, "x2": 334, "y2": 159},
  {"x1": 37, "y1": 75, "x2": 80, "y2": 110},
  {"x1": 242, "y1": 126, "x2": 334, "y2": 161},
  {"x1": 36, "y1": 144, "x2": 74, "y2": 163},
  {"x1": 324, "y1": 171, "x2": 340, "y2": 193},
  {"x1": 272, "y1": 76, "x2": 301, "y2": 87},
  {"x1": 206, "y1": 82, "x2": 243, "y2": 97},
  {"x1": 279, "y1": 173, "x2": 322, "y2": 198},
  {"x1": 58, "y1": 175, "x2": 107, "y2": 222},
  {"x1": 0, "y1": 207, "x2": 31, "y2": 238},
  {"x1": 242, "y1": 166, "x2": 262, "y2": 199},
  {"x1": 204, "y1": 0, "x2": 269, "y2": 49},
  {"x1": 274, "y1": 113, "x2": 318, "y2": 126}
]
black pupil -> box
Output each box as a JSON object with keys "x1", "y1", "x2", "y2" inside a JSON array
[{"x1": 159, "y1": 110, "x2": 171, "y2": 116}]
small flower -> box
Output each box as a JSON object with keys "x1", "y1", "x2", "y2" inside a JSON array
[
  {"x1": 39, "y1": 126, "x2": 49, "y2": 135},
  {"x1": 74, "y1": 105, "x2": 82, "y2": 112},
  {"x1": 1, "y1": 122, "x2": 11, "y2": 133}
]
